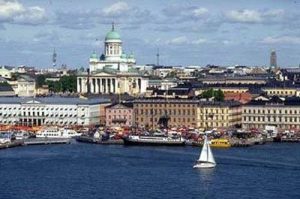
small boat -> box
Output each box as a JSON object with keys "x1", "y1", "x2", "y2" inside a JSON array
[
  {"x1": 15, "y1": 131, "x2": 30, "y2": 140},
  {"x1": 193, "y1": 136, "x2": 216, "y2": 169},
  {"x1": 210, "y1": 138, "x2": 231, "y2": 148}
]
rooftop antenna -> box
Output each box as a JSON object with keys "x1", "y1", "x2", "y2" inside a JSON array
[
  {"x1": 52, "y1": 48, "x2": 57, "y2": 67},
  {"x1": 156, "y1": 48, "x2": 160, "y2": 66}
]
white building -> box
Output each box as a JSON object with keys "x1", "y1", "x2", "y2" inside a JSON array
[
  {"x1": 0, "y1": 97, "x2": 110, "y2": 126},
  {"x1": 9, "y1": 75, "x2": 36, "y2": 97},
  {"x1": 77, "y1": 24, "x2": 148, "y2": 95}
]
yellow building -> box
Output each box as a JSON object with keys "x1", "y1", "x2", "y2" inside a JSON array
[
  {"x1": 262, "y1": 87, "x2": 299, "y2": 97},
  {"x1": 133, "y1": 98, "x2": 242, "y2": 129}
]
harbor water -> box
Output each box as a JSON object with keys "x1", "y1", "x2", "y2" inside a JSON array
[{"x1": 0, "y1": 143, "x2": 300, "y2": 199}]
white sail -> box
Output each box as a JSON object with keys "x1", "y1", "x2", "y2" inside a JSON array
[
  {"x1": 207, "y1": 141, "x2": 216, "y2": 164},
  {"x1": 198, "y1": 136, "x2": 216, "y2": 164},
  {"x1": 198, "y1": 136, "x2": 208, "y2": 162}
]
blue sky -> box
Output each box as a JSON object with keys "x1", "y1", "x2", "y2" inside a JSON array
[{"x1": 1, "y1": 0, "x2": 300, "y2": 68}]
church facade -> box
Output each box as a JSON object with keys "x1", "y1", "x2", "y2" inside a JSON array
[{"x1": 77, "y1": 24, "x2": 148, "y2": 95}]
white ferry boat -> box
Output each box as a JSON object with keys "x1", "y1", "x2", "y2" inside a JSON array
[
  {"x1": 36, "y1": 127, "x2": 81, "y2": 138},
  {"x1": 123, "y1": 134, "x2": 185, "y2": 146}
]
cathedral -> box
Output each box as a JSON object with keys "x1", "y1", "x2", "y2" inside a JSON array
[{"x1": 77, "y1": 24, "x2": 148, "y2": 95}]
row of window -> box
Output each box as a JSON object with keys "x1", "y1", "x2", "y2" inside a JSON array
[
  {"x1": 137, "y1": 104, "x2": 196, "y2": 108},
  {"x1": 244, "y1": 109, "x2": 300, "y2": 114},
  {"x1": 267, "y1": 90, "x2": 295, "y2": 95},
  {"x1": 108, "y1": 116, "x2": 132, "y2": 120},
  {"x1": 0, "y1": 107, "x2": 84, "y2": 111},
  {"x1": 0, "y1": 113, "x2": 84, "y2": 117},
  {"x1": 243, "y1": 116, "x2": 299, "y2": 123},
  {"x1": 107, "y1": 110, "x2": 132, "y2": 113},
  {"x1": 138, "y1": 117, "x2": 196, "y2": 123},
  {"x1": 138, "y1": 109, "x2": 196, "y2": 115}
]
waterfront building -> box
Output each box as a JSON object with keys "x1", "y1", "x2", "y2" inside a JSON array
[
  {"x1": 105, "y1": 102, "x2": 133, "y2": 127},
  {"x1": 0, "y1": 97, "x2": 110, "y2": 127},
  {"x1": 133, "y1": 98, "x2": 242, "y2": 129},
  {"x1": 77, "y1": 24, "x2": 148, "y2": 95},
  {"x1": 242, "y1": 96, "x2": 300, "y2": 130}
]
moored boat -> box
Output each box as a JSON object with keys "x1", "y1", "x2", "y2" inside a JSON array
[
  {"x1": 210, "y1": 138, "x2": 231, "y2": 148},
  {"x1": 36, "y1": 127, "x2": 81, "y2": 138},
  {"x1": 123, "y1": 134, "x2": 185, "y2": 146}
]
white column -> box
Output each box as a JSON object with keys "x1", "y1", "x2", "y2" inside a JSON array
[
  {"x1": 95, "y1": 78, "x2": 99, "y2": 94},
  {"x1": 105, "y1": 78, "x2": 108, "y2": 93},
  {"x1": 90, "y1": 78, "x2": 94, "y2": 93},
  {"x1": 77, "y1": 78, "x2": 81, "y2": 93},
  {"x1": 100, "y1": 78, "x2": 103, "y2": 93},
  {"x1": 110, "y1": 78, "x2": 114, "y2": 93},
  {"x1": 83, "y1": 78, "x2": 87, "y2": 93}
]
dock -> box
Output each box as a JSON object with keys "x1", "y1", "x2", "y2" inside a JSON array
[
  {"x1": 0, "y1": 140, "x2": 24, "y2": 150},
  {"x1": 24, "y1": 138, "x2": 71, "y2": 145}
]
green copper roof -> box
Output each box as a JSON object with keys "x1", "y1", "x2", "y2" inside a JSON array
[
  {"x1": 90, "y1": 51, "x2": 98, "y2": 59},
  {"x1": 128, "y1": 53, "x2": 135, "y2": 59},
  {"x1": 121, "y1": 53, "x2": 127, "y2": 59},
  {"x1": 105, "y1": 31, "x2": 121, "y2": 40},
  {"x1": 105, "y1": 23, "x2": 121, "y2": 40}
]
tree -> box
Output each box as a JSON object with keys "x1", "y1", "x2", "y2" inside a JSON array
[
  {"x1": 36, "y1": 74, "x2": 48, "y2": 88},
  {"x1": 200, "y1": 88, "x2": 224, "y2": 101},
  {"x1": 46, "y1": 75, "x2": 77, "y2": 93}
]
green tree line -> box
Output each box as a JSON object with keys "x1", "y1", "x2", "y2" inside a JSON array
[{"x1": 36, "y1": 75, "x2": 77, "y2": 93}]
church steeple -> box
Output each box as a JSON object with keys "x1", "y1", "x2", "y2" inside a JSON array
[{"x1": 112, "y1": 22, "x2": 115, "y2": 31}]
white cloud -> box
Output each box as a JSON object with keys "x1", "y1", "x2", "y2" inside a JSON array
[
  {"x1": 167, "y1": 36, "x2": 188, "y2": 45},
  {"x1": 102, "y1": 1, "x2": 129, "y2": 17},
  {"x1": 225, "y1": 9, "x2": 285, "y2": 23},
  {"x1": 261, "y1": 36, "x2": 300, "y2": 44},
  {"x1": 166, "y1": 36, "x2": 207, "y2": 45},
  {"x1": 192, "y1": 8, "x2": 208, "y2": 17},
  {"x1": 0, "y1": 0, "x2": 47, "y2": 25},
  {"x1": 225, "y1": 9, "x2": 262, "y2": 23}
]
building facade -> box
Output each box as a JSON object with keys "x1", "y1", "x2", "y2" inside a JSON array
[
  {"x1": 242, "y1": 96, "x2": 300, "y2": 130},
  {"x1": 0, "y1": 97, "x2": 110, "y2": 127},
  {"x1": 133, "y1": 98, "x2": 242, "y2": 129},
  {"x1": 105, "y1": 103, "x2": 133, "y2": 127}
]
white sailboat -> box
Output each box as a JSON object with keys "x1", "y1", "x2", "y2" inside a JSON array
[{"x1": 193, "y1": 135, "x2": 216, "y2": 169}]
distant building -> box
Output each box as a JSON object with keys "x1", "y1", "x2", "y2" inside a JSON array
[
  {"x1": 270, "y1": 50, "x2": 277, "y2": 68},
  {"x1": 0, "y1": 66, "x2": 13, "y2": 79},
  {"x1": 16, "y1": 75, "x2": 36, "y2": 97},
  {"x1": 0, "y1": 97, "x2": 110, "y2": 127},
  {"x1": 105, "y1": 102, "x2": 133, "y2": 127}
]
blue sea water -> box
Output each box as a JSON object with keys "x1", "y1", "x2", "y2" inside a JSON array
[{"x1": 0, "y1": 142, "x2": 300, "y2": 199}]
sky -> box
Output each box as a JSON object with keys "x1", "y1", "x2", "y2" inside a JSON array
[{"x1": 1, "y1": 0, "x2": 300, "y2": 68}]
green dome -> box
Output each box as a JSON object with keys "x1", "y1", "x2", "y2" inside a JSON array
[
  {"x1": 128, "y1": 53, "x2": 134, "y2": 59},
  {"x1": 90, "y1": 51, "x2": 98, "y2": 59},
  {"x1": 105, "y1": 31, "x2": 121, "y2": 40},
  {"x1": 121, "y1": 53, "x2": 127, "y2": 59}
]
